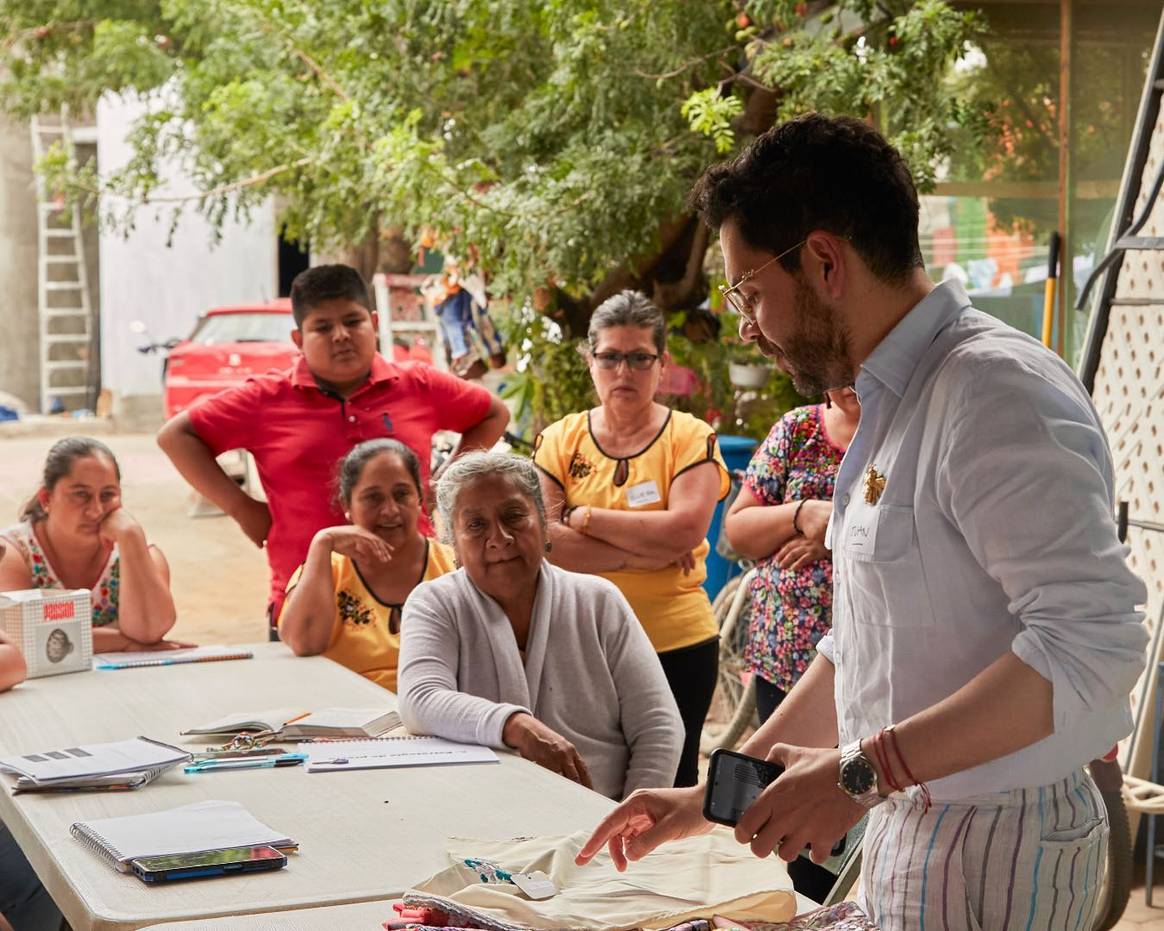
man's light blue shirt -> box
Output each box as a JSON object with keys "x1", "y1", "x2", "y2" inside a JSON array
[{"x1": 818, "y1": 279, "x2": 1147, "y2": 799}]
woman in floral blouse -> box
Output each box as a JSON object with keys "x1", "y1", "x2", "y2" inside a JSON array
[
  {"x1": 723, "y1": 387, "x2": 859, "y2": 721},
  {"x1": 722, "y1": 387, "x2": 859, "y2": 901}
]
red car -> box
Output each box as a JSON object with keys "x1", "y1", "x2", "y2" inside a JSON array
[{"x1": 163, "y1": 300, "x2": 298, "y2": 418}]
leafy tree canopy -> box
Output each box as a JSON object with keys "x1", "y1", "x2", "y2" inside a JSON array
[{"x1": 1, "y1": 0, "x2": 985, "y2": 315}]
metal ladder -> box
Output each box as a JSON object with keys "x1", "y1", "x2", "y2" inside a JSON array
[
  {"x1": 1078, "y1": 8, "x2": 1164, "y2": 391},
  {"x1": 1073, "y1": 11, "x2": 1164, "y2": 928},
  {"x1": 29, "y1": 109, "x2": 95, "y2": 413}
]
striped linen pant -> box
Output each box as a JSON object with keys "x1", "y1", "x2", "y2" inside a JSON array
[{"x1": 858, "y1": 769, "x2": 1108, "y2": 931}]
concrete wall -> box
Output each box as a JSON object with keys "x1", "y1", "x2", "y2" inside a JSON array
[
  {"x1": 97, "y1": 92, "x2": 278, "y2": 428},
  {"x1": 0, "y1": 116, "x2": 40, "y2": 411}
]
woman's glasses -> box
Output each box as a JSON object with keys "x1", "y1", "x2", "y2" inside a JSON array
[{"x1": 592, "y1": 351, "x2": 660, "y2": 371}]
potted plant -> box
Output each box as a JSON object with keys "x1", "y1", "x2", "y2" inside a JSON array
[{"x1": 727, "y1": 342, "x2": 770, "y2": 389}]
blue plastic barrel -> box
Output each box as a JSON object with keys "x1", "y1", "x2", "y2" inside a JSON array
[{"x1": 702, "y1": 434, "x2": 758, "y2": 601}]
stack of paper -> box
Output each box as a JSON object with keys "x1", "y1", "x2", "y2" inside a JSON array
[
  {"x1": 71, "y1": 799, "x2": 296, "y2": 873},
  {"x1": 183, "y1": 708, "x2": 401, "y2": 740},
  {"x1": 0, "y1": 737, "x2": 191, "y2": 793}
]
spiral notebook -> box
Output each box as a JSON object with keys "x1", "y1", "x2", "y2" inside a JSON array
[
  {"x1": 70, "y1": 799, "x2": 296, "y2": 873},
  {"x1": 300, "y1": 736, "x2": 498, "y2": 772},
  {"x1": 0, "y1": 737, "x2": 190, "y2": 788},
  {"x1": 94, "y1": 645, "x2": 253, "y2": 670}
]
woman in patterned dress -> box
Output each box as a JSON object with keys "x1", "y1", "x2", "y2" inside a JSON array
[
  {"x1": 722, "y1": 387, "x2": 858, "y2": 900},
  {"x1": 0, "y1": 436, "x2": 181, "y2": 652},
  {"x1": 724, "y1": 387, "x2": 859, "y2": 721}
]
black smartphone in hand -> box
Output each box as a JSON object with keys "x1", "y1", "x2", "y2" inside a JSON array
[{"x1": 702, "y1": 747, "x2": 784, "y2": 827}]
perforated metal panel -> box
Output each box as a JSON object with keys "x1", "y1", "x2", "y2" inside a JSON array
[{"x1": 1089, "y1": 97, "x2": 1164, "y2": 778}]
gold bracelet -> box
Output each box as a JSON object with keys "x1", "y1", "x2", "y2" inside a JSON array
[{"x1": 580, "y1": 505, "x2": 593, "y2": 535}]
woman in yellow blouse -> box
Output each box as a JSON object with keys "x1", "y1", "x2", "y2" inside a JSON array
[
  {"x1": 280, "y1": 439, "x2": 454, "y2": 691},
  {"x1": 534, "y1": 290, "x2": 729, "y2": 786}
]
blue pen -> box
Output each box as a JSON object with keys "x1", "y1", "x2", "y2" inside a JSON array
[{"x1": 184, "y1": 753, "x2": 307, "y2": 774}]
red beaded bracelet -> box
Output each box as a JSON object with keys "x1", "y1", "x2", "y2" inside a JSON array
[
  {"x1": 885, "y1": 724, "x2": 932, "y2": 812},
  {"x1": 870, "y1": 729, "x2": 904, "y2": 794}
]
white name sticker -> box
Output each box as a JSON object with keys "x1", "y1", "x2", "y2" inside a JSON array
[
  {"x1": 844, "y1": 507, "x2": 879, "y2": 555},
  {"x1": 625, "y1": 480, "x2": 662, "y2": 508}
]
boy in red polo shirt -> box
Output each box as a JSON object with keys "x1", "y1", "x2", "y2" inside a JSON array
[{"x1": 157, "y1": 265, "x2": 508, "y2": 627}]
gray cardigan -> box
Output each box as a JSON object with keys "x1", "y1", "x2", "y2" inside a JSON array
[{"x1": 398, "y1": 561, "x2": 683, "y2": 800}]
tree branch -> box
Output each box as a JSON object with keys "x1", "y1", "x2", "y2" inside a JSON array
[
  {"x1": 61, "y1": 156, "x2": 312, "y2": 205},
  {"x1": 248, "y1": 16, "x2": 353, "y2": 104},
  {"x1": 288, "y1": 46, "x2": 351, "y2": 103},
  {"x1": 632, "y1": 45, "x2": 737, "y2": 82}
]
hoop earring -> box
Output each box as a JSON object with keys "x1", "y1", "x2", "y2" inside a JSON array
[{"x1": 544, "y1": 540, "x2": 553, "y2": 554}]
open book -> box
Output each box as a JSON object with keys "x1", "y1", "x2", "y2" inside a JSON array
[
  {"x1": 183, "y1": 708, "x2": 401, "y2": 740},
  {"x1": 71, "y1": 799, "x2": 296, "y2": 873},
  {"x1": 0, "y1": 737, "x2": 190, "y2": 792}
]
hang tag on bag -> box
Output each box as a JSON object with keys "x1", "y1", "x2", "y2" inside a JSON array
[{"x1": 511, "y1": 870, "x2": 558, "y2": 899}]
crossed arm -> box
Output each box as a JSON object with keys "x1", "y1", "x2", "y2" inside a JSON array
[{"x1": 539, "y1": 461, "x2": 721, "y2": 573}]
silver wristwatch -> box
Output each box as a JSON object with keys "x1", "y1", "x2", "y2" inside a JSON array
[{"x1": 837, "y1": 740, "x2": 884, "y2": 810}]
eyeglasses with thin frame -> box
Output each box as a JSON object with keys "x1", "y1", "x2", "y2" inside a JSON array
[
  {"x1": 591, "y1": 350, "x2": 660, "y2": 371},
  {"x1": 719, "y1": 239, "x2": 807, "y2": 323}
]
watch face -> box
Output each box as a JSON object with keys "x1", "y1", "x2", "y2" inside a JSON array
[{"x1": 840, "y1": 755, "x2": 876, "y2": 795}]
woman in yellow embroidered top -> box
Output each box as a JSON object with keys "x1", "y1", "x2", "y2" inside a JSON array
[
  {"x1": 534, "y1": 290, "x2": 729, "y2": 787},
  {"x1": 280, "y1": 439, "x2": 454, "y2": 691}
]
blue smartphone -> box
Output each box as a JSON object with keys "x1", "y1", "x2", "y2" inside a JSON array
[{"x1": 130, "y1": 845, "x2": 286, "y2": 883}]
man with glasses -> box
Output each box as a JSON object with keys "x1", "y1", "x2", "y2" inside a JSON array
[{"x1": 577, "y1": 114, "x2": 1146, "y2": 930}]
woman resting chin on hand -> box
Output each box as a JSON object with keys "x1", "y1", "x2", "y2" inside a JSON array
[
  {"x1": 0, "y1": 437, "x2": 187, "y2": 653},
  {"x1": 279, "y1": 439, "x2": 455, "y2": 692}
]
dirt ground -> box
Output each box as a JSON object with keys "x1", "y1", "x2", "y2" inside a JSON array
[{"x1": 0, "y1": 431, "x2": 270, "y2": 645}]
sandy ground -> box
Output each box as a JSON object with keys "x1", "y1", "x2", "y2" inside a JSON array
[
  {"x1": 0, "y1": 432, "x2": 270, "y2": 645},
  {"x1": 3, "y1": 428, "x2": 1164, "y2": 928}
]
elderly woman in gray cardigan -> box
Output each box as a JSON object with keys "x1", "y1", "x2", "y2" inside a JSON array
[{"x1": 398, "y1": 452, "x2": 683, "y2": 800}]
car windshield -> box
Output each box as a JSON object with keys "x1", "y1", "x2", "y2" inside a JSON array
[{"x1": 190, "y1": 312, "x2": 294, "y2": 346}]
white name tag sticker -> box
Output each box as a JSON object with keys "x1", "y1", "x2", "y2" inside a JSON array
[
  {"x1": 845, "y1": 507, "x2": 879, "y2": 555},
  {"x1": 625, "y1": 480, "x2": 662, "y2": 508}
]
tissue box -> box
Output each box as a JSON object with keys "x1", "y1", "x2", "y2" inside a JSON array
[{"x1": 0, "y1": 590, "x2": 93, "y2": 678}]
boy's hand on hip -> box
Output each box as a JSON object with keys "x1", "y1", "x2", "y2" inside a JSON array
[{"x1": 230, "y1": 496, "x2": 272, "y2": 548}]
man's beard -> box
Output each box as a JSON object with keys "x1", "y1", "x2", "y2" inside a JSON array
[{"x1": 756, "y1": 279, "x2": 852, "y2": 395}]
